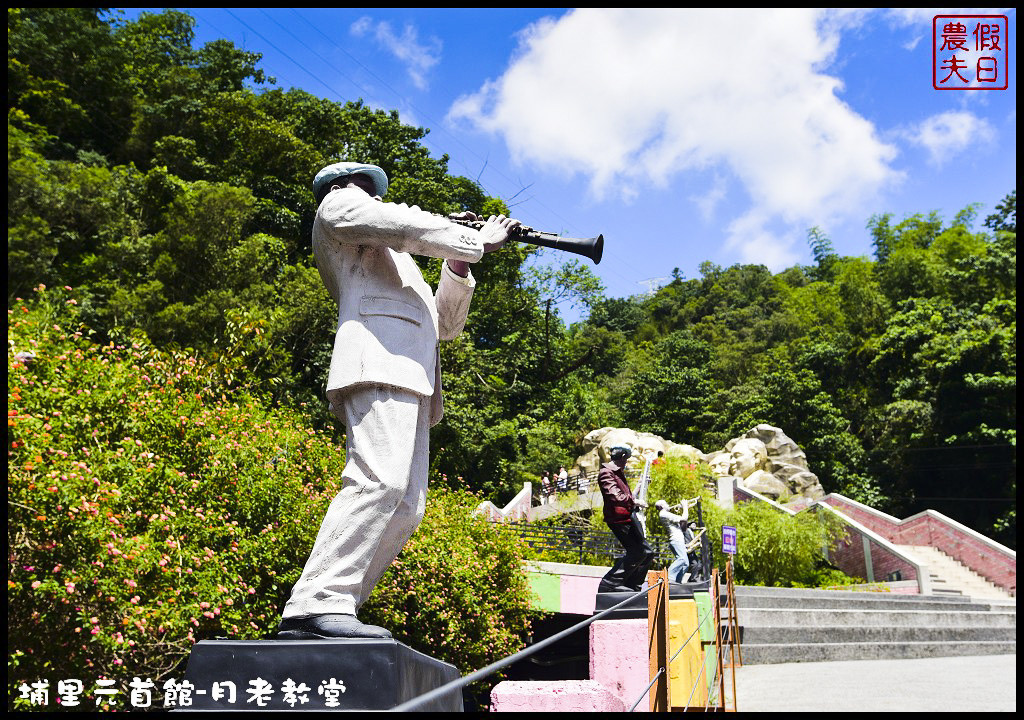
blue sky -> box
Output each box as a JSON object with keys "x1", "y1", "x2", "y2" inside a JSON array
[{"x1": 123, "y1": 8, "x2": 1016, "y2": 313}]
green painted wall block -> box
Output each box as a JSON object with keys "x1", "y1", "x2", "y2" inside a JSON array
[
  {"x1": 526, "y1": 572, "x2": 562, "y2": 612},
  {"x1": 694, "y1": 591, "x2": 714, "y2": 641}
]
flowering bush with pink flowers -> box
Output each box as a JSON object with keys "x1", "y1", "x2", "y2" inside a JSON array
[
  {"x1": 8, "y1": 286, "x2": 536, "y2": 708},
  {"x1": 362, "y1": 488, "x2": 537, "y2": 675}
]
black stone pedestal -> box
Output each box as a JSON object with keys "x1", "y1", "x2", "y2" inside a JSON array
[
  {"x1": 594, "y1": 580, "x2": 712, "y2": 619},
  {"x1": 174, "y1": 638, "x2": 462, "y2": 711}
]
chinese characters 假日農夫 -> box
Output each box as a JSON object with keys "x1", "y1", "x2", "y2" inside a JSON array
[{"x1": 934, "y1": 16, "x2": 1007, "y2": 89}]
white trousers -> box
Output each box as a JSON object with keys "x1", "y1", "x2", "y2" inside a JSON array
[{"x1": 283, "y1": 385, "x2": 430, "y2": 618}]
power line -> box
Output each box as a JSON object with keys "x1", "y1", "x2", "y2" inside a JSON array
[
  {"x1": 202, "y1": 9, "x2": 635, "y2": 308},
  {"x1": 223, "y1": 9, "x2": 352, "y2": 106},
  {"x1": 275, "y1": 9, "x2": 650, "y2": 291},
  {"x1": 286, "y1": 9, "x2": 591, "y2": 237},
  {"x1": 286, "y1": 10, "x2": 516, "y2": 199},
  {"x1": 32, "y1": 7, "x2": 650, "y2": 303}
]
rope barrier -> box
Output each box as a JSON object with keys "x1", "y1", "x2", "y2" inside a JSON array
[
  {"x1": 663, "y1": 604, "x2": 714, "y2": 712},
  {"x1": 682, "y1": 622, "x2": 708, "y2": 711},
  {"x1": 628, "y1": 668, "x2": 665, "y2": 712},
  {"x1": 699, "y1": 641, "x2": 720, "y2": 712},
  {"x1": 684, "y1": 598, "x2": 729, "y2": 712},
  {"x1": 669, "y1": 605, "x2": 713, "y2": 667},
  {"x1": 392, "y1": 557, "x2": 727, "y2": 712},
  {"x1": 389, "y1": 580, "x2": 665, "y2": 712},
  {"x1": 704, "y1": 656, "x2": 719, "y2": 711},
  {"x1": 623, "y1": 600, "x2": 715, "y2": 712}
]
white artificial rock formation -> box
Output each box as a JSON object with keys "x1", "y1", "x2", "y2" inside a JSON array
[
  {"x1": 573, "y1": 427, "x2": 702, "y2": 477},
  {"x1": 573, "y1": 423, "x2": 825, "y2": 503},
  {"x1": 718, "y1": 424, "x2": 825, "y2": 502}
]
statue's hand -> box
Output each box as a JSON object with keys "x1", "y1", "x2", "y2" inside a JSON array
[{"x1": 479, "y1": 214, "x2": 521, "y2": 254}]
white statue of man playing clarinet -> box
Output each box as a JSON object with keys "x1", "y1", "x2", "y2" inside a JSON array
[{"x1": 277, "y1": 162, "x2": 520, "y2": 639}]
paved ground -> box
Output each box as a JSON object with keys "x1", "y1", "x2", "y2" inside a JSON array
[{"x1": 731, "y1": 654, "x2": 1016, "y2": 712}]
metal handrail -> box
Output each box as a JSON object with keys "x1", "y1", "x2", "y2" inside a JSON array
[
  {"x1": 536, "y1": 468, "x2": 642, "y2": 500},
  {"x1": 389, "y1": 580, "x2": 665, "y2": 712},
  {"x1": 504, "y1": 521, "x2": 714, "y2": 583},
  {"x1": 508, "y1": 521, "x2": 677, "y2": 565},
  {"x1": 639, "y1": 603, "x2": 713, "y2": 713},
  {"x1": 701, "y1": 655, "x2": 719, "y2": 712},
  {"x1": 694, "y1": 638, "x2": 719, "y2": 713}
]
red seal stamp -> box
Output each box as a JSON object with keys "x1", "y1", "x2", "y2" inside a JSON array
[{"x1": 933, "y1": 15, "x2": 1008, "y2": 90}]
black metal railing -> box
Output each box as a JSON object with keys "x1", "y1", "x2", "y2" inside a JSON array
[
  {"x1": 535, "y1": 468, "x2": 720, "y2": 508},
  {"x1": 501, "y1": 495, "x2": 715, "y2": 584},
  {"x1": 508, "y1": 521, "x2": 676, "y2": 566},
  {"x1": 535, "y1": 468, "x2": 642, "y2": 503}
]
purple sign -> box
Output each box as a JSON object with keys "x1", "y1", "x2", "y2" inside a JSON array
[{"x1": 722, "y1": 525, "x2": 737, "y2": 555}]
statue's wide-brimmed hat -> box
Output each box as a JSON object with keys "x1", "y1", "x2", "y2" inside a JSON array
[{"x1": 314, "y1": 162, "x2": 388, "y2": 199}]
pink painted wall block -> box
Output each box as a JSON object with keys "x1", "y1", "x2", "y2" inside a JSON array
[
  {"x1": 489, "y1": 680, "x2": 626, "y2": 712},
  {"x1": 560, "y1": 574, "x2": 602, "y2": 615},
  {"x1": 589, "y1": 618, "x2": 651, "y2": 710}
]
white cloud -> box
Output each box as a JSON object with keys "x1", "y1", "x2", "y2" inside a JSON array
[
  {"x1": 884, "y1": 8, "x2": 1010, "y2": 26},
  {"x1": 885, "y1": 8, "x2": 952, "y2": 26},
  {"x1": 447, "y1": 9, "x2": 903, "y2": 268},
  {"x1": 903, "y1": 34, "x2": 925, "y2": 51},
  {"x1": 904, "y1": 110, "x2": 997, "y2": 166},
  {"x1": 726, "y1": 212, "x2": 803, "y2": 270},
  {"x1": 350, "y1": 16, "x2": 442, "y2": 90},
  {"x1": 350, "y1": 16, "x2": 372, "y2": 37},
  {"x1": 690, "y1": 174, "x2": 728, "y2": 223}
]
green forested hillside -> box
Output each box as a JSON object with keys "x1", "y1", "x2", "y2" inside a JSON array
[{"x1": 8, "y1": 8, "x2": 1015, "y2": 548}]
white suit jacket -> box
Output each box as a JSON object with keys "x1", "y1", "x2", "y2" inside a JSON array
[{"x1": 312, "y1": 187, "x2": 486, "y2": 427}]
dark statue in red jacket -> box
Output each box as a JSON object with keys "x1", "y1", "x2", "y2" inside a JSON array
[{"x1": 597, "y1": 446, "x2": 655, "y2": 593}]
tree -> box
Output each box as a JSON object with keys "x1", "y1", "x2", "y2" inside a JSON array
[
  {"x1": 984, "y1": 190, "x2": 1015, "y2": 233},
  {"x1": 835, "y1": 257, "x2": 889, "y2": 338},
  {"x1": 621, "y1": 331, "x2": 715, "y2": 443},
  {"x1": 589, "y1": 296, "x2": 647, "y2": 335},
  {"x1": 862, "y1": 292, "x2": 1015, "y2": 535},
  {"x1": 7, "y1": 8, "x2": 135, "y2": 160},
  {"x1": 806, "y1": 226, "x2": 838, "y2": 282}
]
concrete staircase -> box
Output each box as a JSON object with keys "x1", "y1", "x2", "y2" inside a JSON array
[
  {"x1": 732, "y1": 585, "x2": 1016, "y2": 664},
  {"x1": 895, "y1": 544, "x2": 1015, "y2": 600}
]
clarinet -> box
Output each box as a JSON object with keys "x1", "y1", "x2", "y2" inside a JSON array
[{"x1": 449, "y1": 218, "x2": 604, "y2": 265}]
